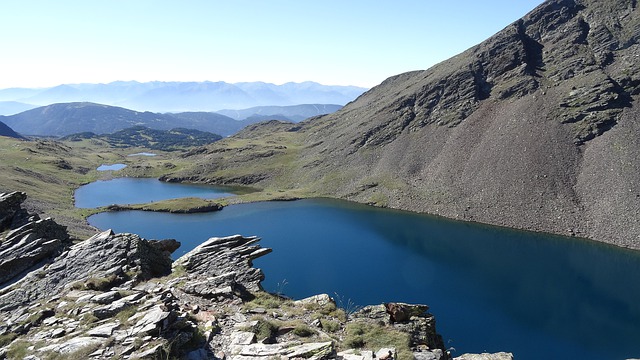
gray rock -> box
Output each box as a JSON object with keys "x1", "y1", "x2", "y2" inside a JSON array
[
  {"x1": 232, "y1": 341, "x2": 334, "y2": 359},
  {"x1": 87, "y1": 321, "x2": 119, "y2": 337},
  {"x1": 38, "y1": 336, "x2": 105, "y2": 354},
  {"x1": 295, "y1": 293, "x2": 335, "y2": 307},
  {"x1": 230, "y1": 331, "x2": 256, "y2": 345},
  {"x1": 0, "y1": 229, "x2": 173, "y2": 312},
  {"x1": 50, "y1": 328, "x2": 65, "y2": 338},
  {"x1": 0, "y1": 191, "x2": 28, "y2": 229},
  {"x1": 375, "y1": 348, "x2": 396, "y2": 360},
  {"x1": 92, "y1": 300, "x2": 128, "y2": 320},
  {"x1": 174, "y1": 235, "x2": 272, "y2": 292},
  {"x1": 0, "y1": 214, "x2": 69, "y2": 286},
  {"x1": 91, "y1": 290, "x2": 121, "y2": 304},
  {"x1": 337, "y1": 349, "x2": 374, "y2": 360},
  {"x1": 131, "y1": 306, "x2": 173, "y2": 336},
  {"x1": 413, "y1": 350, "x2": 445, "y2": 360}
]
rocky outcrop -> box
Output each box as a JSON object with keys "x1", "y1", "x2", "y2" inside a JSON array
[
  {"x1": 0, "y1": 191, "x2": 70, "y2": 287},
  {"x1": 174, "y1": 235, "x2": 272, "y2": 293},
  {"x1": 0, "y1": 229, "x2": 175, "y2": 312}
]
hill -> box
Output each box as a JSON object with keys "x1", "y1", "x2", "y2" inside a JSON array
[
  {"x1": 0, "y1": 81, "x2": 366, "y2": 113},
  {"x1": 61, "y1": 126, "x2": 222, "y2": 151},
  {"x1": 164, "y1": 0, "x2": 640, "y2": 249},
  {"x1": 0, "y1": 120, "x2": 23, "y2": 139}
]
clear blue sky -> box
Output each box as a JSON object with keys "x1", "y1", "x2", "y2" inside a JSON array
[{"x1": 0, "y1": 0, "x2": 546, "y2": 89}]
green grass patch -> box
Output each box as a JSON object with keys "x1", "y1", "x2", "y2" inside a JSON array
[{"x1": 342, "y1": 321, "x2": 413, "y2": 360}]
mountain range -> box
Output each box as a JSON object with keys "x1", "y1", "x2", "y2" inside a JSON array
[
  {"x1": 162, "y1": 0, "x2": 640, "y2": 250},
  {"x1": 0, "y1": 102, "x2": 342, "y2": 137},
  {"x1": 0, "y1": 81, "x2": 366, "y2": 114}
]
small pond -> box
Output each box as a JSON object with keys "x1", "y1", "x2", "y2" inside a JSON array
[
  {"x1": 96, "y1": 163, "x2": 127, "y2": 171},
  {"x1": 128, "y1": 152, "x2": 157, "y2": 157}
]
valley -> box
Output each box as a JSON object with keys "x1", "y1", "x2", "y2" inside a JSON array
[{"x1": 1, "y1": 0, "x2": 640, "y2": 359}]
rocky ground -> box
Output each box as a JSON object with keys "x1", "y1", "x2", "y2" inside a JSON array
[{"x1": 0, "y1": 191, "x2": 512, "y2": 360}]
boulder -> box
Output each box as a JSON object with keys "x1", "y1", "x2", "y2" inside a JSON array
[
  {"x1": 174, "y1": 235, "x2": 272, "y2": 292},
  {"x1": 0, "y1": 191, "x2": 28, "y2": 229}
]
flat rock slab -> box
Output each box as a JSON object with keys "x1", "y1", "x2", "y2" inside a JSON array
[
  {"x1": 87, "y1": 321, "x2": 120, "y2": 337},
  {"x1": 230, "y1": 331, "x2": 256, "y2": 346},
  {"x1": 232, "y1": 341, "x2": 334, "y2": 359},
  {"x1": 38, "y1": 336, "x2": 105, "y2": 354}
]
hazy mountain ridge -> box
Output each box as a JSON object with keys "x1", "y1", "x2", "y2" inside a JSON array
[
  {"x1": 166, "y1": 0, "x2": 640, "y2": 249},
  {"x1": 0, "y1": 81, "x2": 366, "y2": 113},
  {"x1": 0, "y1": 102, "x2": 341, "y2": 137}
]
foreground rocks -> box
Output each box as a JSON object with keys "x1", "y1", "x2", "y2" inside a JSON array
[
  {"x1": 0, "y1": 192, "x2": 512, "y2": 359},
  {"x1": 0, "y1": 192, "x2": 70, "y2": 287}
]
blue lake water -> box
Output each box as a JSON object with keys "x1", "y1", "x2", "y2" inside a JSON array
[
  {"x1": 97, "y1": 163, "x2": 127, "y2": 171},
  {"x1": 74, "y1": 178, "x2": 237, "y2": 208},
  {"x1": 87, "y1": 196, "x2": 640, "y2": 360}
]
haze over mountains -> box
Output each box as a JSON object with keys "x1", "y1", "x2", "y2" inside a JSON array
[
  {"x1": 0, "y1": 81, "x2": 367, "y2": 114},
  {"x1": 164, "y1": 0, "x2": 640, "y2": 249}
]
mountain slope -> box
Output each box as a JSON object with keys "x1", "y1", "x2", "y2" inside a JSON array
[
  {"x1": 216, "y1": 104, "x2": 343, "y2": 122},
  {"x1": 0, "y1": 120, "x2": 23, "y2": 139},
  {"x1": 168, "y1": 0, "x2": 640, "y2": 249}
]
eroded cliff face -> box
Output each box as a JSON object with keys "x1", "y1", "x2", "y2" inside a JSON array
[
  {"x1": 168, "y1": 0, "x2": 640, "y2": 249},
  {"x1": 0, "y1": 192, "x2": 488, "y2": 360}
]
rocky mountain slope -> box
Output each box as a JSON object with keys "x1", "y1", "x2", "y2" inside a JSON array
[
  {"x1": 0, "y1": 192, "x2": 513, "y2": 360},
  {"x1": 166, "y1": 0, "x2": 640, "y2": 249},
  {"x1": 217, "y1": 104, "x2": 343, "y2": 122}
]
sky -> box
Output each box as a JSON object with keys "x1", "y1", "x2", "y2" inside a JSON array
[{"x1": 0, "y1": 0, "x2": 546, "y2": 89}]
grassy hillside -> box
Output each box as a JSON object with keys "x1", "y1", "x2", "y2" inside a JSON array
[{"x1": 0, "y1": 136, "x2": 196, "y2": 238}]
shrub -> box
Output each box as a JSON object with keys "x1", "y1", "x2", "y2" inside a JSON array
[
  {"x1": 320, "y1": 319, "x2": 341, "y2": 333},
  {"x1": 85, "y1": 274, "x2": 118, "y2": 291},
  {"x1": 253, "y1": 318, "x2": 280, "y2": 342},
  {"x1": 293, "y1": 324, "x2": 317, "y2": 338},
  {"x1": 0, "y1": 332, "x2": 17, "y2": 347}
]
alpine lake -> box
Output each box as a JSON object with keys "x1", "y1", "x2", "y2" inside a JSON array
[{"x1": 78, "y1": 178, "x2": 640, "y2": 360}]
